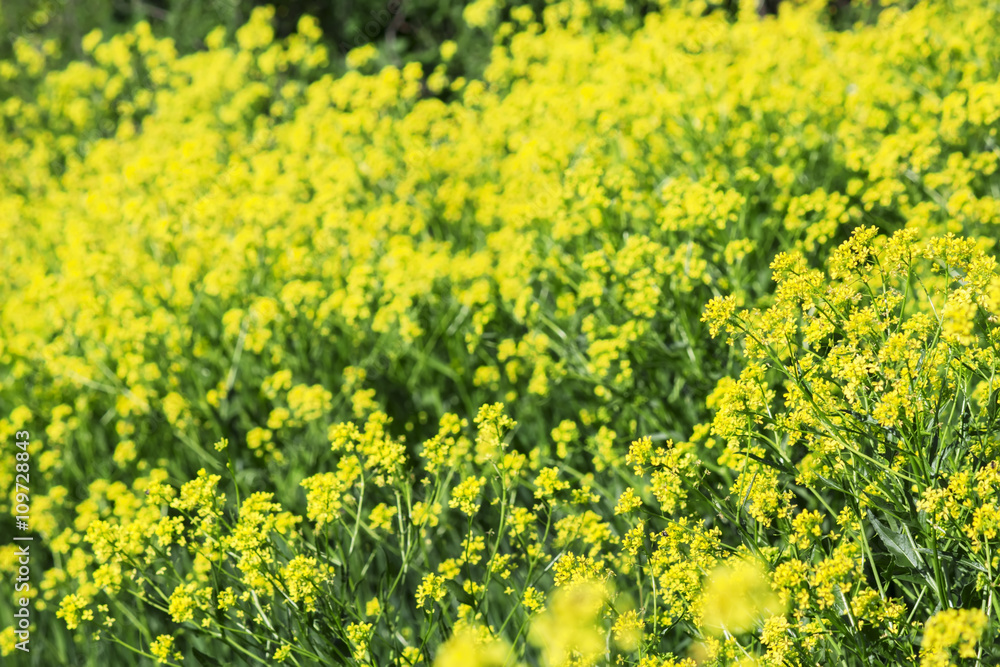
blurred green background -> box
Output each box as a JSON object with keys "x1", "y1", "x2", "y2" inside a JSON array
[
  {"x1": 0, "y1": 0, "x2": 564, "y2": 79},
  {"x1": 0, "y1": 0, "x2": 881, "y2": 85}
]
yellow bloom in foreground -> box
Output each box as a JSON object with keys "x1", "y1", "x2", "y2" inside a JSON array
[
  {"x1": 920, "y1": 609, "x2": 988, "y2": 667},
  {"x1": 529, "y1": 580, "x2": 605, "y2": 666},
  {"x1": 699, "y1": 558, "x2": 785, "y2": 636},
  {"x1": 434, "y1": 626, "x2": 509, "y2": 667},
  {"x1": 612, "y1": 608, "x2": 643, "y2": 651}
]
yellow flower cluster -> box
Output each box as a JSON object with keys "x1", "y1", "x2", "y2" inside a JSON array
[{"x1": 921, "y1": 609, "x2": 989, "y2": 667}]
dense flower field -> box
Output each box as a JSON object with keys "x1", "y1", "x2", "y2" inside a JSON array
[{"x1": 3, "y1": 0, "x2": 1000, "y2": 665}]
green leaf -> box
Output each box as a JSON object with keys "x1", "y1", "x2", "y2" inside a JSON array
[
  {"x1": 868, "y1": 511, "x2": 923, "y2": 570},
  {"x1": 191, "y1": 646, "x2": 218, "y2": 666},
  {"x1": 833, "y1": 584, "x2": 850, "y2": 616},
  {"x1": 916, "y1": 548, "x2": 988, "y2": 574}
]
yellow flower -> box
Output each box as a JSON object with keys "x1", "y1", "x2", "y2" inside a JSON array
[
  {"x1": 463, "y1": 0, "x2": 499, "y2": 28},
  {"x1": 699, "y1": 558, "x2": 785, "y2": 636},
  {"x1": 346, "y1": 622, "x2": 373, "y2": 661},
  {"x1": 614, "y1": 488, "x2": 642, "y2": 514},
  {"x1": 365, "y1": 597, "x2": 382, "y2": 617},
  {"x1": 412, "y1": 501, "x2": 442, "y2": 528},
  {"x1": 533, "y1": 467, "x2": 569, "y2": 500},
  {"x1": 529, "y1": 580, "x2": 606, "y2": 667},
  {"x1": 82, "y1": 29, "x2": 103, "y2": 54},
  {"x1": 368, "y1": 502, "x2": 398, "y2": 532},
  {"x1": 434, "y1": 626, "x2": 509, "y2": 667},
  {"x1": 612, "y1": 609, "x2": 643, "y2": 651},
  {"x1": 150, "y1": 634, "x2": 182, "y2": 663},
  {"x1": 415, "y1": 573, "x2": 447, "y2": 611},
  {"x1": 345, "y1": 44, "x2": 378, "y2": 69},
  {"x1": 449, "y1": 476, "x2": 486, "y2": 516},
  {"x1": 280, "y1": 556, "x2": 333, "y2": 612},
  {"x1": 920, "y1": 609, "x2": 989, "y2": 667},
  {"x1": 440, "y1": 40, "x2": 458, "y2": 62}
]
